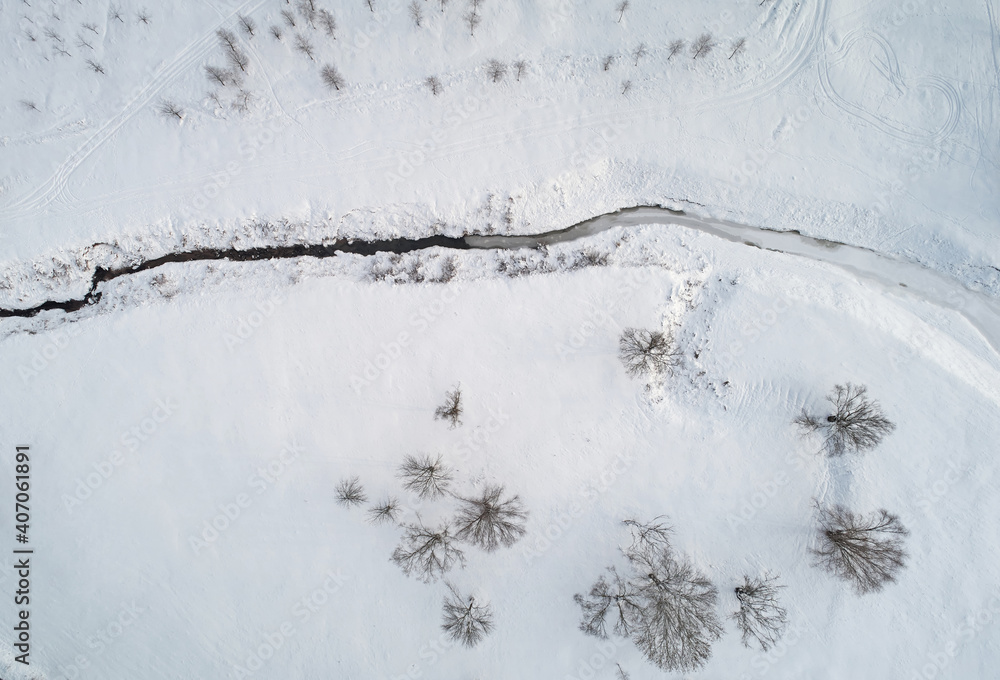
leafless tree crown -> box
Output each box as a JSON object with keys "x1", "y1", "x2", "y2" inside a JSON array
[
  {"x1": 812, "y1": 505, "x2": 908, "y2": 594},
  {"x1": 632, "y1": 42, "x2": 648, "y2": 65},
  {"x1": 318, "y1": 9, "x2": 337, "y2": 37},
  {"x1": 85, "y1": 59, "x2": 105, "y2": 74},
  {"x1": 426, "y1": 76, "x2": 443, "y2": 95},
  {"x1": 367, "y1": 497, "x2": 401, "y2": 525},
  {"x1": 321, "y1": 64, "x2": 345, "y2": 90},
  {"x1": 691, "y1": 33, "x2": 715, "y2": 59},
  {"x1": 602, "y1": 54, "x2": 615, "y2": 71},
  {"x1": 294, "y1": 33, "x2": 316, "y2": 60},
  {"x1": 618, "y1": 328, "x2": 681, "y2": 377},
  {"x1": 667, "y1": 39, "x2": 685, "y2": 60},
  {"x1": 391, "y1": 521, "x2": 466, "y2": 582},
  {"x1": 794, "y1": 383, "x2": 895, "y2": 456},
  {"x1": 335, "y1": 476, "x2": 367, "y2": 506},
  {"x1": 238, "y1": 14, "x2": 256, "y2": 37},
  {"x1": 409, "y1": 0, "x2": 424, "y2": 26},
  {"x1": 513, "y1": 59, "x2": 528, "y2": 81},
  {"x1": 441, "y1": 583, "x2": 494, "y2": 647},
  {"x1": 616, "y1": 0, "x2": 630, "y2": 22},
  {"x1": 269, "y1": 25, "x2": 284, "y2": 40},
  {"x1": 434, "y1": 386, "x2": 463, "y2": 428},
  {"x1": 729, "y1": 37, "x2": 747, "y2": 59},
  {"x1": 732, "y1": 574, "x2": 788, "y2": 650},
  {"x1": 158, "y1": 100, "x2": 184, "y2": 121},
  {"x1": 486, "y1": 59, "x2": 507, "y2": 82},
  {"x1": 575, "y1": 518, "x2": 722, "y2": 673},
  {"x1": 398, "y1": 453, "x2": 454, "y2": 499},
  {"x1": 454, "y1": 484, "x2": 528, "y2": 551}
]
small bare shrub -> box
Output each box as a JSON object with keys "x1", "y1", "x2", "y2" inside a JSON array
[
  {"x1": 618, "y1": 328, "x2": 681, "y2": 377},
  {"x1": 434, "y1": 386, "x2": 463, "y2": 428},
  {"x1": 398, "y1": 453, "x2": 453, "y2": 499},
  {"x1": 442, "y1": 583, "x2": 494, "y2": 647},
  {"x1": 335, "y1": 476, "x2": 367, "y2": 506},
  {"x1": 367, "y1": 497, "x2": 401, "y2": 525},
  {"x1": 391, "y1": 521, "x2": 465, "y2": 582}
]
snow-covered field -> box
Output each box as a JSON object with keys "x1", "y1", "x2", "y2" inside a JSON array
[{"x1": 1, "y1": 0, "x2": 998, "y2": 678}]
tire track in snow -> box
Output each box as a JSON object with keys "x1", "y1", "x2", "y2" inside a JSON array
[{"x1": 0, "y1": 0, "x2": 269, "y2": 223}]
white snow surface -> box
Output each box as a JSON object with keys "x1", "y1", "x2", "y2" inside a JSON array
[{"x1": 1, "y1": 0, "x2": 999, "y2": 679}]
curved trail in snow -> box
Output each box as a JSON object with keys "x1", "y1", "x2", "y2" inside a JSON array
[{"x1": 2, "y1": 205, "x2": 999, "y2": 355}]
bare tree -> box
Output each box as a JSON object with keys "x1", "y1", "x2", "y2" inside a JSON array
[
  {"x1": 391, "y1": 521, "x2": 465, "y2": 582},
  {"x1": 76, "y1": 35, "x2": 93, "y2": 50},
  {"x1": 157, "y1": 100, "x2": 184, "y2": 121},
  {"x1": 729, "y1": 37, "x2": 747, "y2": 59},
  {"x1": 238, "y1": 14, "x2": 256, "y2": 37},
  {"x1": 464, "y1": 10, "x2": 481, "y2": 36},
  {"x1": 434, "y1": 386, "x2": 463, "y2": 428},
  {"x1": 667, "y1": 39, "x2": 685, "y2": 60},
  {"x1": 513, "y1": 59, "x2": 527, "y2": 81},
  {"x1": 602, "y1": 54, "x2": 615, "y2": 71},
  {"x1": 621, "y1": 79, "x2": 632, "y2": 95},
  {"x1": 367, "y1": 497, "x2": 401, "y2": 525},
  {"x1": 43, "y1": 27, "x2": 63, "y2": 42},
  {"x1": 232, "y1": 88, "x2": 253, "y2": 112},
  {"x1": 205, "y1": 65, "x2": 230, "y2": 86},
  {"x1": 137, "y1": 9, "x2": 151, "y2": 25},
  {"x1": 442, "y1": 583, "x2": 494, "y2": 647},
  {"x1": 485, "y1": 59, "x2": 506, "y2": 82},
  {"x1": 732, "y1": 574, "x2": 788, "y2": 650},
  {"x1": 297, "y1": 0, "x2": 317, "y2": 26},
  {"x1": 794, "y1": 383, "x2": 895, "y2": 456},
  {"x1": 454, "y1": 484, "x2": 528, "y2": 551},
  {"x1": 575, "y1": 518, "x2": 722, "y2": 673},
  {"x1": 269, "y1": 25, "x2": 284, "y2": 40},
  {"x1": 281, "y1": 9, "x2": 297, "y2": 27},
  {"x1": 217, "y1": 28, "x2": 239, "y2": 52},
  {"x1": 294, "y1": 33, "x2": 316, "y2": 60},
  {"x1": 813, "y1": 505, "x2": 908, "y2": 594},
  {"x1": 618, "y1": 328, "x2": 681, "y2": 377},
  {"x1": 426, "y1": 75, "x2": 443, "y2": 95},
  {"x1": 691, "y1": 33, "x2": 715, "y2": 59},
  {"x1": 632, "y1": 42, "x2": 647, "y2": 66},
  {"x1": 321, "y1": 64, "x2": 345, "y2": 90},
  {"x1": 409, "y1": 0, "x2": 424, "y2": 26},
  {"x1": 227, "y1": 48, "x2": 249, "y2": 74},
  {"x1": 366, "y1": 0, "x2": 375, "y2": 10},
  {"x1": 85, "y1": 59, "x2": 106, "y2": 74},
  {"x1": 615, "y1": 664, "x2": 630, "y2": 680},
  {"x1": 615, "y1": 0, "x2": 630, "y2": 22},
  {"x1": 335, "y1": 476, "x2": 367, "y2": 506},
  {"x1": 82, "y1": 22, "x2": 99, "y2": 34},
  {"x1": 318, "y1": 9, "x2": 337, "y2": 37},
  {"x1": 23, "y1": 30, "x2": 37, "y2": 43},
  {"x1": 19, "y1": 100, "x2": 40, "y2": 112},
  {"x1": 54, "y1": 45, "x2": 72, "y2": 57},
  {"x1": 398, "y1": 453, "x2": 453, "y2": 499}
]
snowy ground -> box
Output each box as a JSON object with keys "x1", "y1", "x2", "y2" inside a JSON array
[{"x1": 1, "y1": 0, "x2": 999, "y2": 678}]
